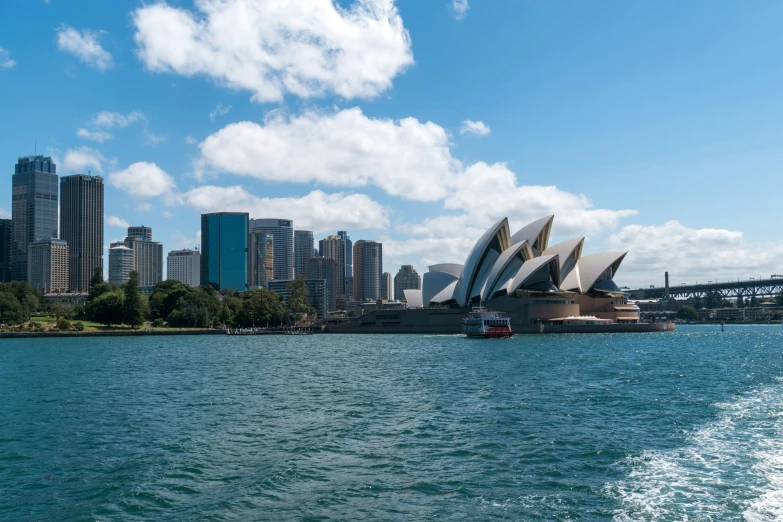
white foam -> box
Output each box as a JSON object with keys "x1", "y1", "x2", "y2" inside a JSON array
[{"x1": 606, "y1": 382, "x2": 783, "y2": 521}]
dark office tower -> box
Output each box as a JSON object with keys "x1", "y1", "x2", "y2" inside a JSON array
[
  {"x1": 294, "y1": 230, "x2": 314, "y2": 278},
  {"x1": 338, "y1": 230, "x2": 352, "y2": 294},
  {"x1": 249, "y1": 230, "x2": 274, "y2": 288},
  {"x1": 11, "y1": 155, "x2": 58, "y2": 281},
  {"x1": 127, "y1": 225, "x2": 152, "y2": 242},
  {"x1": 201, "y1": 212, "x2": 249, "y2": 291},
  {"x1": 353, "y1": 240, "x2": 383, "y2": 301},
  {"x1": 60, "y1": 174, "x2": 104, "y2": 292},
  {"x1": 307, "y1": 256, "x2": 337, "y2": 311},
  {"x1": 0, "y1": 219, "x2": 11, "y2": 282},
  {"x1": 319, "y1": 234, "x2": 345, "y2": 299}
]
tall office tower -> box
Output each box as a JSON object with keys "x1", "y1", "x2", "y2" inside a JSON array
[
  {"x1": 0, "y1": 219, "x2": 11, "y2": 282},
  {"x1": 249, "y1": 219, "x2": 294, "y2": 280},
  {"x1": 108, "y1": 243, "x2": 134, "y2": 286},
  {"x1": 60, "y1": 174, "x2": 104, "y2": 292},
  {"x1": 27, "y1": 239, "x2": 68, "y2": 293},
  {"x1": 167, "y1": 249, "x2": 201, "y2": 287},
  {"x1": 249, "y1": 231, "x2": 274, "y2": 288},
  {"x1": 11, "y1": 155, "x2": 58, "y2": 281},
  {"x1": 353, "y1": 240, "x2": 383, "y2": 301},
  {"x1": 124, "y1": 234, "x2": 163, "y2": 294},
  {"x1": 294, "y1": 230, "x2": 314, "y2": 278},
  {"x1": 202, "y1": 212, "x2": 249, "y2": 291},
  {"x1": 127, "y1": 225, "x2": 152, "y2": 242},
  {"x1": 319, "y1": 235, "x2": 345, "y2": 299},
  {"x1": 338, "y1": 230, "x2": 352, "y2": 294},
  {"x1": 382, "y1": 272, "x2": 392, "y2": 301},
  {"x1": 394, "y1": 264, "x2": 421, "y2": 301},
  {"x1": 307, "y1": 256, "x2": 337, "y2": 311}
]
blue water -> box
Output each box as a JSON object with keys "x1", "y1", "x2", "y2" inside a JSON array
[{"x1": 2, "y1": 326, "x2": 783, "y2": 521}]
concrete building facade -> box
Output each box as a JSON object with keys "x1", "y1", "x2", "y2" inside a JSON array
[
  {"x1": 382, "y1": 272, "x2": 392, "y2": 301},
  {"x1": 338, "y1": 230, "x2": 352, "y2": 295},
  {"x1": 319, "y1": 235, "x2": 346, "y2": 300},
  {"x1": 267, "y1": 279, "x2": 328, "y2": 320},
  {"x1": 12, "y1": 155, "x2": 58, "y2": 281},
  {"x1": 353, "y1": 240, "x2": 383, "y2": 301},
  {"x1": 307, "y1": 256, "x2": 337, "y2": 311},
  {"x1": 108, "y1": 244, "x2": 134, "y2": 286},
  {"x1": 60, "y1": 174, "x2": 104, "y2": 292},
  {"x1": 249, "y1": 231, "x2": 274, "y2": 289},
  {"x1": 167, "y1": 249, "x2": 201, "y2": 287},
  {"x1": 294, "y1": 230, "x2": 314, "y2": 279},
  {"x1": 27, "y1": 239, "x2": 68, "y2": 293},
  {"x1": 127, "y1": 226, "x2": 152, "y2": 242},
  {"x1": 394, "y1": 264, "x2": 421, "y2": 301},
  {"x1": 124, "y1": 236, "x2": 163, "y2": 293},
  {"x1": 250, "y1": 219, "x2": 294, "y2": 281}
]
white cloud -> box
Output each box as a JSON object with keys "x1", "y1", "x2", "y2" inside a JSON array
[
  {"x1": 162, "y1": 210, "x2": 174, "y2": 218},
  {"x1": 209, "y1": 103, "x2": 231, "y2": 121},
  {"x1": 132, "y1": 0, "x2": 413, "y2": 102},
  {"x1": 0, "y1": 208, "x2": 9, "y2": 218},
  {"x1": 0, "y1": 47, "x2": 16, "y2": 70},
  {"x1": 607, "y1": 220, "x2": 783, "y2": 288},
  {"x1": 93, "y1": 111, "x2": 145, "y2": 128},
  {"x1": 178, "y1": 186, "x2": 388, "y2": 233},
  {"x1": 62, "y1": 147, "x2": 105, "y2": 173},
  {"x1": 452, "y1": 0, "x2": 469, "y2": 20},
  {"x1": 56, "y1": 26, "x2": 113, "y2": 70},
  {"x1": 106, "y1": 215, "x2": 130, "y2": 229},
  {"x1": 172, "y1": 230, "x2": 201, "y2": 251},
  {"x1": 77, "y1": 128, "x2": 113, "y2": 143},
  {"x1": 185, "y1": 135, "x2": 197, "y2": 145},
  {"x1": 136, "y1": 202, "x2": 152, "y2": 212},
  {"x1": 108, "y1": 162, "x2": 175, "y2": 198},
  {"x1": 144, "y1": 130, "x2": 166, "y2": 146},
  {"x1": 459, "y1": 120, "x2": 490, "y2": 136}
]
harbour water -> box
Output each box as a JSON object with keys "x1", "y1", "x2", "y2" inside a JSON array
[{"x1": 2, "y1": 325, "x2": 783, "y2": 520}]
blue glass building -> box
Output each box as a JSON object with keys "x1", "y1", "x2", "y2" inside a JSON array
[
  {"x1": 0, "y1": 219, "x2": 11, "y2": 282},
  {"x1": 201, "y1": 213, "x2": 249, "y2": 291}
]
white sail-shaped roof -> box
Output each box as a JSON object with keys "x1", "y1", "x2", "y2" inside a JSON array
[
  {"x1": 403, "y1": 289, "x2": 423, "y2": 308},
  {"x1": 542, "y1": 238, "x2": 584, "y2": 284},
  {"x1": 422, "y1": 270, "x2": 460, "y2": 305},
  {"x1": 560, "y1": 252, "x2": 627, "y2": 293},
  {"x1": 430, "y1": 280, "x2": 458, "y2": 304},
  {"x1": 482, "y1": 240, "x2": 534, "y2": 300},
  {"x1": 506, "y1": 254, "x2": 560, "y2": 294},
  {"x1": 428, "y1": 263, "x2": 463, "y2": 278},
  {"x1": 452, "y1": 218, "x2": 511, "y2": 307},
  {"x1": 510, "y1": 215, "x2": 553, "y2": 256}
]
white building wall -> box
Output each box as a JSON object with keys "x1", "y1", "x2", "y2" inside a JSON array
[{"x1": 167, "y1": 250, "x2": 201, "y2": 287}]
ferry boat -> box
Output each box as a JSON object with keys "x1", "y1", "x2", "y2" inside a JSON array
[{"x1": 462, "y1": 307, "x2": 513, "y2": 338}]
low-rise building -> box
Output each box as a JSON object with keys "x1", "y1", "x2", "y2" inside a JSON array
[
  {"x1": 167, "y1": 249, "x2": 201, "y2": 287},
  {"x1": 267, "y1": 279, "x2": 328, "y2": 320}
]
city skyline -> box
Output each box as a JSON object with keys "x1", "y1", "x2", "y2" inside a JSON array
[{"x1": 2, "y1": 1, "x2": 783, "y2": 288}]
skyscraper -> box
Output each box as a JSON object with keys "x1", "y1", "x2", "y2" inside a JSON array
[
  {"x1": 353, "y1": 240, "x2": 383, "y2": 301},
  {"x1": 202, "y1": 212, "x2": 249, "y2": 291},
  {"x1": 338, "y1": 230, "x2": 352, "y2": 295},
  {"x1": 167, "y1": 249, "x2": 201, "y2": 287},
  {"x1": 382, "y1": 272, "x2": 392, "y2": 301},
  {"x1": 108, "y1": 243, "x2": 134, "y2": 286},
  {"x1": 124, "y1": 228, "x2": 163, "y2": 293},
  {"x1": 319, "y1": 235, "x2": 345, "y2": 300},
  {"x1": 0, "y1": 219, "x2": 11, "y2": 283},
  {"x1": 27, "y1": 239, "x2": 68, "y2": 293},
  {"x1": 11, "y1": 155, "x2": 58, "y2": 281},
  {"x1": 394, "y1": 264, "x2": 421, "y2": 301},
  {"x1": 127, "y1": 225, "x2": 152, "y2": 242},
  {"x1": 60, "y1": 174, "x2": 104, "y2": 292},
  {"x1": 294, "y1": 230, "x2": 314, "y2": 278},
  {"x1": 249, "y1": 231, "x2": 274, "y2": 288},
  {"x1": 250, "y1": 219, "x2": 294, "y2": 280},
  {"x1": 307, "y1": 256, "x2": 337, "y2": 311}
]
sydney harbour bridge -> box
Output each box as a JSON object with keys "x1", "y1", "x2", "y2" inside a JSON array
[{"x1": 627, "y1": 276, "x2": 783, "y2": 301}]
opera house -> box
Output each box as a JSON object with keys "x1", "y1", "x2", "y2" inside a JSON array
[{"x1": 330, "y1": 215, "x2": 673, "y2": 334}]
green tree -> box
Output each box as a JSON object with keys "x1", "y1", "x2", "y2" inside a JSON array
[
  {"x1": 87, "y1": 267, "x2": 116, "y2": 301},
  {"x1": 56, "y1": 317, "x2": 71, "y2": 331},
  {"x1": 676, "y1": 305, "x2": 699, "y2": 322},
  {"x1": 90, "y1": 290, "x2": 124, "y2": 327},
  {"x1": 0, "y1": 292, "x2": 27, "y2": 325},
  {"x1": 0, "y1": 281, "x2": 40, "y2": 320},
  {"x1": 149, "y1": 280, "x2": 191, "y2": 320},
  {"x1": 237, "y1": 288, "x2": 286, "y2": 327},
  {"x1": 122, "y1": 271, "x2": 147, "y2": 328},
  {"x1": 286, "y1": 280, "x2": 313, "y2": 315},
  {"x1": 50, "y1": 301, "x2": 73, "y2": 321},
  {"x1": 167, "y1": 288, "x2": 222, "y2": 328}
]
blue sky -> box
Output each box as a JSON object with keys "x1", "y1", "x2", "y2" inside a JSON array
[{"x1": 1, "y1": 0, "x2": 782, "y2": 287}]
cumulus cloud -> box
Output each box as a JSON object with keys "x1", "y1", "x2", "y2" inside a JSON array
[
  {"x1": 178, "y1": 186, "x2": 388, "y2": 233},
  {"x1": 62, "y1": 147, "x2": 105, "y2": 173},
  {"x1": 161, "y1": 210, "x2": 174, "y2": 218},
  {"x1": 77, "y1": 128, "x2": 113, "y2": 143},
  {"x1": 0, "y1": 47, "x2": 16, "y2": 70},
  {"x1": 93, "y1": 111, "x2": 145, "y2": 128},
  {"x1": 108, "y1": 162, "x2": 175, "y2": 198},
  {"x1": 56, "y1": 26, "x2": 113, "y2": 70},
  {"x1": 132, "y1": 0, "x2": 413, "y2": 102},
  {"x1": 209, "y1": 104, "x2": 231, "y2": 121},
  {"x1": 452, "y1": 0, "x2": 469, "y2": 20},
  {"x1": 459, "y1": 120, "x2": 490, "y2": 136},
  {"x1": 106, "y1": 215, "x2": 130, "y2": 229},
  {"x1": 0, "y1": 208, "x2": 9, "y2": 218},
  {"x1": 136, "y1": 202, "x2": 152, "y2": 212},
  {"x1": 607, "y1": 221, "x2": 783, "y2": 288}
]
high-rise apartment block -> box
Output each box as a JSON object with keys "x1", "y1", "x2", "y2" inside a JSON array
[
  {"x1": 127, "y1": 226, "x2": 152, "y2": 242},
  {"x1": 249, "y1": 231, "x2": 274, "y2": 289},
  {"x1": 167, "y1": 249, "x2": 201, "y2": 287},
  {"x1": 394, "y1": 264, "x2": 421, "y2": 301},
  {"x1": 27, "y1": 239, "x2": 68, "y2": 293},
  {"x1": 294, "y1": 230, "x2": 314, "y2": 278},
  {"x1": 353, "y1": 240, "x2": 383, "y2": 301},
  {"x1": 307, "y1": 256, "x2": 337, "y2": 311},
  {"x1": 319, "y1": 235, "x2": 345, "y2": 299},
  {"x1": 250, "y1": 219, "x2": 294, "y2": 280},
  {"x1": 60, "y1": 174, "x2": 104, "y2": 292},
  {"x1": 202, "y1": 212, "x2": 249, "y2": 291},
  {"x1": 108, "y1": 243, "x2": 134, "y2": 286},
  {"x1": 338, "y1": 230, "x2": 352, "y2": 295},
  {"x1": 124, "y1": 228, "x2": 163, "y2": 294},
  {"x1": 382, "y1": 272, "x2": 392, "y2": 301},
  {"x1": 0, "y1": 219, "x2": 11, "y2": 283},
  {"x1": 12, "y1": 156, "x2": 58, "y2": 281}
]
